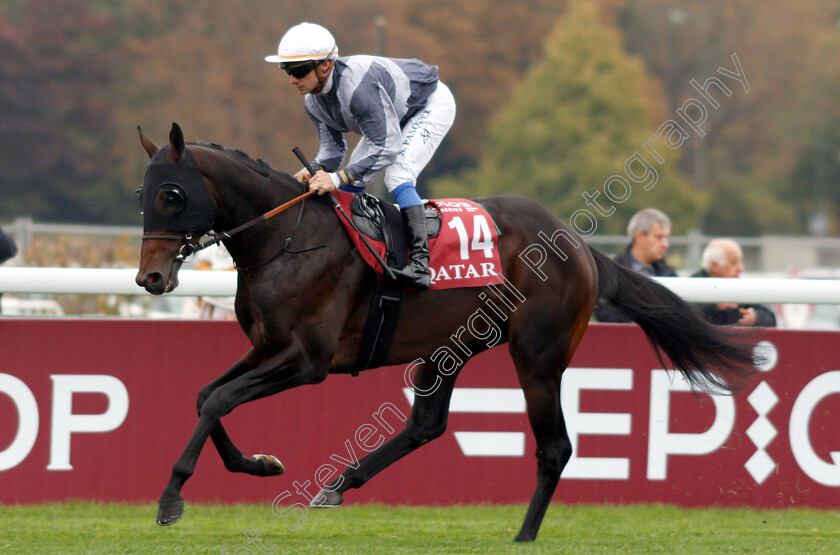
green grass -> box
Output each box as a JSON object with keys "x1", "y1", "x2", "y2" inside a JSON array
[{"x1": 0, "y1": 502, "x2": 838, "y2": 554}]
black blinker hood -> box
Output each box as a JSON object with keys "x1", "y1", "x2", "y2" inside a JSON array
[{"x1": 142, "y1": 145, "x2": 217, "y2": 233}]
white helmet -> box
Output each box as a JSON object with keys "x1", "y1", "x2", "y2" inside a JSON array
[{"x1": 265, "y1": 22, "x2": 339, "y2": 67}]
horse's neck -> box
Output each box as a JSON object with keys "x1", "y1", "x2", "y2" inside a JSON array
[
  {"x1": 194, "y1": 147, "x2": 328, "y2": 267},
  {"x1": 195, "y1": 148, "x2": 296, "y2": 226}
]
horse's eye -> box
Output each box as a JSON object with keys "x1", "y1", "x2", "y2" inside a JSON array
[{"x1": 154, "y1": 183, "x2": 186, "y2": 216}]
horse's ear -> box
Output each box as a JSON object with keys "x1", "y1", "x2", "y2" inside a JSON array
[
  {"x1": 138, "y1": 126, "x2": 159, "y2": 159},
  {"x1": 169, "y1": 122, "x2": 185, "y2": 162}
]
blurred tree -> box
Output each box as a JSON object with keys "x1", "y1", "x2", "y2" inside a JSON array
[
  {"x1": 5, "y1": 0, "x2": 838, "y2": 236},
  {"x1": 0, "y1": 0, "x2": 624, "y2": 225},
  {"x1": 430, "y1": 0, "x2": 700, "y2": 235},
  {"x1": 777, "y1": 5, "x2": 840, "y2": 236},
  {"x1": 392, "y1": 0, "x2": 568, "y2": 177},
  {"x1": 617, "y1": 0, "x2": 840, "y2": 235},
  {"x1": 0, "y1": 0, "x2": 127, "y2": 223}
]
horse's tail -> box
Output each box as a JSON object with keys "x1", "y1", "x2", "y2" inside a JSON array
[{"x1": 588, "y1": 245, "x2": 758, "y2": 393}]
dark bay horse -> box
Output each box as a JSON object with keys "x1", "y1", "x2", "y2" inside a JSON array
[{"x1": 135, "y1": 123, "x2": 757, "y2": 542}]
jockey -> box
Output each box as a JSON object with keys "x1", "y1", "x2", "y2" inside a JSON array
[{"x1": 265, "y1": 22, "x2": 457, "y2": 290}]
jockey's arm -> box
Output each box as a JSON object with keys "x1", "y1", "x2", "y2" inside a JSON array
[{"x1": 308, "y1": 111, "x2": 346, "y2": 173}]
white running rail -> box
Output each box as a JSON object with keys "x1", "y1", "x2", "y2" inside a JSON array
[
  {"x1": 1, "y1": 267, "x2": 840, "y2": 303},
  {"x1": 0, "y1": 268, "x2": 235, "y2": 297}
]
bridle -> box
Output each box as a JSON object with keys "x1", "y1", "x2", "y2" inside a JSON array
[
  {"x1": 140, "y1": 232, "x2": 202, "y2": 263},
  {"x1": 141, "y1": 188, "x2": 318, "y2": 266}
]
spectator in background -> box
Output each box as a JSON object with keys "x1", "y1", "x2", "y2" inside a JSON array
[
  {"x1": 595, "y1": 208, "x2": 676, "y2": 323},
  {"x1": 691, "y1": 238, "x2": 776, "y2": 327},
  {"x1": 0, "y1": 224, "x2": 18, "y2": 315}
]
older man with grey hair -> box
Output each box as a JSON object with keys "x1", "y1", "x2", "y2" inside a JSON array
[
  {"x1": 690, "y1": 238, "x2": 776, "y2": 327},
  {"x1": 595, "y1": 208, "x2": 677, "y2": 323}
]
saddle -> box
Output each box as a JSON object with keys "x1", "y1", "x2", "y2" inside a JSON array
[{"x1": 348, "y1": 193, "x2": 441, "y2": 259}]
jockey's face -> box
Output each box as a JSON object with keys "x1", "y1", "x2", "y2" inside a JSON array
[{"x1": 286, "y1": 60, "x2": 331, "y2": 95}]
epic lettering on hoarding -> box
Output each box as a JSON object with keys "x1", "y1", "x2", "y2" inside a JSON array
[{"x1": 1, "y1": 320, "x2": 839, "y2": 508}]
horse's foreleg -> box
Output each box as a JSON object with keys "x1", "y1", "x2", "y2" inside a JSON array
[
  {"x1": 311, "y1": 361, "x2": 456, "y2": 507},
  {"x1": 157, "y1": 347, "x2": 322, "y2": 526},
  {"x1": 196, "y1": 350, "x2": 285, "y2": 477},
  {"x1": 156, "y1": 411, "x2": 218, "y2": 525},
  {"x1": 208, "y1": 426, "x2": 286, "y2": 476}
]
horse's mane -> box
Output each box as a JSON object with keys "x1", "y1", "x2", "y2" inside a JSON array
[{"x1": 191, "y1": 141, "x2": 295, "y2": 185}]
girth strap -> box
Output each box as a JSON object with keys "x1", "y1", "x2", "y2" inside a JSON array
[
  {"x1": 349, "y1": 277, "x2": 406, "y2": 376},
  {"x1": 349, "y1": 199, "x2": 410, "y2": 376}
]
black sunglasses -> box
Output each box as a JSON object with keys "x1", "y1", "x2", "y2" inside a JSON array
[{"x1": 283, "y1": 62, "x2": 317, "y2": 79}]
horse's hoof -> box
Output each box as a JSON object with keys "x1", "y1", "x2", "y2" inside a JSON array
[
  {"x1": 253, "y1": 454, "x2": 285, "y2": 476},
  {"x1": 310, "y1": 489, "x2": 343, "y2": 508},
  {"x1": 156, "y1": 497, "x2": 185, "y2": 526},
  {"x1": 513, "y1": 532, "x2": 535, "y2": 543}
]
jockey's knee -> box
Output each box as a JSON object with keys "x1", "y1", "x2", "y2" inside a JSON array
[{"x1": 392, "y1": 182, "x2": 422, "y2": 209}]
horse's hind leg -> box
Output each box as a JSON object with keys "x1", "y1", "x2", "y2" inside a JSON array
[
  {"x1": 513, "y1": 371, "x2": 569, "y2": 542},
  {"x1": 509, "y1": 311, "x2": 587, "y2": 542}
]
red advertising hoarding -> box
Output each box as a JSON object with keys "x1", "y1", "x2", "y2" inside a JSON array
[{"x1": 1, "y1": 319, "x2": 839, "y2": 509}]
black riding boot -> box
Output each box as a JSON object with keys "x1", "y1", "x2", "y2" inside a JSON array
[{"x1": 390, "y1": 204, "x2": 430, "y2": 290}]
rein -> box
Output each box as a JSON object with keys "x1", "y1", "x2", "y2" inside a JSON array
[
  {"x1": 141, "y1": 188, "x2": 318, "y2": 263},
  {"x1": 193, "y1": 189, "x2": 317, "y2": 254}
]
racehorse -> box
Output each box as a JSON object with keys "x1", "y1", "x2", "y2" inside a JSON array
[{"x1": 135, "y1": 123, "x2": 757, "y2": 542}]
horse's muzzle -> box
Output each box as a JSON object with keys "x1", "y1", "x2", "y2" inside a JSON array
[
  {"x1": 136, "y1": 271, "x2": 170, "y2": 295},
  {"x1": 136, "y1": 256, "x2": 184, "y2": 295}
]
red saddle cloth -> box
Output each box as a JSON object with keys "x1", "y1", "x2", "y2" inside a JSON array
[{"x1": 332, "y1": 192, "x2": 505, "y2": 290}]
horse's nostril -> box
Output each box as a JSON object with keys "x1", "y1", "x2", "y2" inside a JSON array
[{"x1": 139, "y1": 272, "x2": 169, "y2": 295}]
